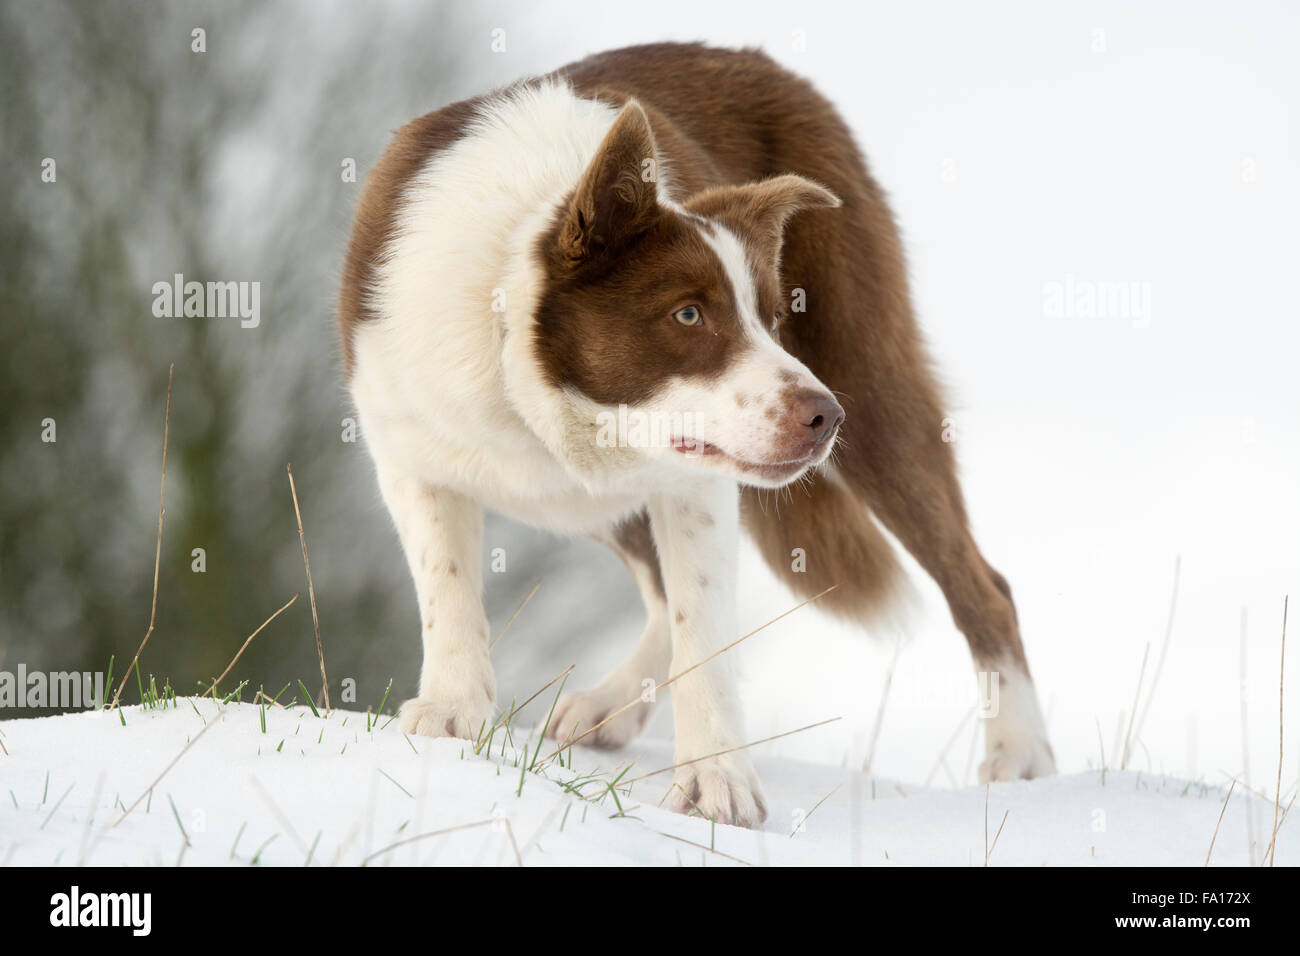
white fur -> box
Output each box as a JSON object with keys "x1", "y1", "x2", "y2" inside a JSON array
[
  {"x1": 355, "y1": 82, "x2": 774, "y2": 824},
  {"x1": 351, "y1": 81, "x2": 1044, "y2": 827},
  {"x1": 978, "y1": 660, "x2": 1057, "y2": 782}
]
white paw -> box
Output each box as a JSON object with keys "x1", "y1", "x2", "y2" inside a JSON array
[
  {"x1": 545, "y1": 685, "x2": 651, "y2": 750},
  {"x1": 979, "y1": 735, "x2": 1056, "y2": 782},
  {"x1": 668, "y1": 753, "x2": 767, "y2": 828},
  {"x1": 399, "y1": 692, "x2": 494, "y2": 742},
  {"x1": 977, "y1": 662, "x2": 1056, "y2": 782}
]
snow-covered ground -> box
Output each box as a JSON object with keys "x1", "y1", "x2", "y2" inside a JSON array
[{"x1": 1, "y1": 701, "x2": 1290, "y2": 866}]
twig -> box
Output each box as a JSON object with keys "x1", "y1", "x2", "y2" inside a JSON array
[
  {"x1": 1240, "y1": 609, "x2": 1256, "y2": 865},
  {"x1": 111, "y1": 363, "x2": 173, "y2": 710},
  {"x1": 287, "y1": 464, "x2": 330, "y2": 711},
  {"x1": 983, "y1": 783, "x2": 989, "y2": 863},
  {"x1": 622, "y1": 716, "x2": 840, "y2": 786},
  {"x1": 536, "y1": 585, "x2": 837, "y2": 767},
  {"x1": 361, "y1": 817, "x2": 521, "y2": 866},
  {"x1": 1205, "y1": 779, "x2": 1236, "y2": 866},
  {"x1": 75, "y1": 774, "x2": 105, "y2": 866},
  {"x1": 40, "y1": 783, "x2": 75, "y2": 830},
  {"x1": 1135, "y1": 555, "x2": 1180, "y2": 742},
  {"x1": 1267, "y1": 595, "x2": 1287, "y2": 866},
  {"x1": 249, "y1": 776, "x2": 308, "y2": 855},
  {"x1": 1095, "y1": 716, "x2": 1107, "y2": 785},
  {"x1": 791, "y1": 783, "x2": 841, "y2": 837},
  {"x1": 925, "y1": 706, "x2": 975, "y2": 787},
  {"x1": 484, "y1": 664, "x2": 574, "y2": 744},
  {"x1": 653, "y1": 829, "x2": 753, "y2": 866},
  {"x1": 863, "y1": 640, "x2": 902, "y2": 774},
  {"x1": 982, "y1": 806, "x2": 1003, "y2": 868},
  {"x1": 1261, "y1": 789, "x2": 1296, "y2": 866},
  {"x1": 202, "y1": 594, "x2": 300, "y2": 698},
  {"x1": 1119, "y1": 642, "x2": 1150, "y2": 770},
  {"x1": 490, "y1": 578, "x2": 542, "y2": 651}
]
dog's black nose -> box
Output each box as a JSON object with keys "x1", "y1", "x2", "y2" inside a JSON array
[{"x1": 791, "y1": 389, "x2": 844, "y2": 445}]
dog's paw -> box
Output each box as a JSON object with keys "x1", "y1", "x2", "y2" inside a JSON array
[
  {"x1": 399, "y1": 693, "x2": 494, "y2": 742},
  {"x1": 979, "y1": 735, "x2": 1057, "y2": 782},
  {"x1": 668, "y1": 754, "x2": 767, "y2": 828},
  {"x1": 977, "y1": 663, "x2": 1057, "y2": 782},
  {"x1": 545, "y1": 685, "x2": 650, "y2": 750}
]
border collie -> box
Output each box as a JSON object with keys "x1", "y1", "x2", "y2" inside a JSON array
[{"x1": 338, "y1": 42, "x2": 1055, "y2": 827}]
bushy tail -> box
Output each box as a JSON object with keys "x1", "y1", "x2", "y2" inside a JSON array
[{"x1": 741, "y1": 470, "x2": 904, "y2": 622}]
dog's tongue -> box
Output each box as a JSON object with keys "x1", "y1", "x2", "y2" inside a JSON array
[{"x1": 671, "y1": 438, "x2": 720, "y2": 456}]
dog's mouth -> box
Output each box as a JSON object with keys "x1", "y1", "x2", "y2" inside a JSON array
[{"x1": 670, "y1": 437, "x2": 815, "y2": 483}]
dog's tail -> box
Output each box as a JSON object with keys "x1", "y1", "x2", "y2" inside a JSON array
[{"x1": 741, "y1": 468, "x2": 906, "y2": 623}]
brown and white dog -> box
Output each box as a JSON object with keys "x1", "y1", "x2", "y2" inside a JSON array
[{"x1": 338, "y1": 43, "x2": 1055, "y2": 827}]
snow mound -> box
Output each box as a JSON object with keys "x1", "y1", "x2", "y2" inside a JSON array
[{"x1": 0, "y1": 701, "x2": 1288, "y2": 866}]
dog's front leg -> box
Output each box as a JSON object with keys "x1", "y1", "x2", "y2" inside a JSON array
[
  {"x1": 649, "y1": 479, "x2": 767, "y2": 828},
  {"x1": 374, "y1": 464, "x2": 495, "y2": 741}
]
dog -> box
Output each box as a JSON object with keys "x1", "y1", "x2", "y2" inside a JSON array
[{"x1": 338, "y1": 42, "x2": 1055, "y2": 827}]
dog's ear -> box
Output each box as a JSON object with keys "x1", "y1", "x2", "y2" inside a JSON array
[
  {"x1": 684, "y1": 175, "x2": 840, "y2": 264},
  {"x1": 557, "y1": 101, "x2": 659, "y2": 266}
]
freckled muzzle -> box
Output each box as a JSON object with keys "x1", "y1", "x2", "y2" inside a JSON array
[{"x1": 668, "y1": 382, "x2": 844, "y2": 486}]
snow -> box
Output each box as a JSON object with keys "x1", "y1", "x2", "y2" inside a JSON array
[{"x1": 1, "y1": 701, "x2": 1290, "y2": 866}]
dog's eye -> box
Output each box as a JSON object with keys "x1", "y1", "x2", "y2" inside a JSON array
[{"x1": 674, "y1": 305, "x2": 703, "y2": 327}]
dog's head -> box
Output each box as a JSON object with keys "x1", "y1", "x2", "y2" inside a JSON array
[{"x1": 532, "y1": 100, "x2": 844, "y2": 488}]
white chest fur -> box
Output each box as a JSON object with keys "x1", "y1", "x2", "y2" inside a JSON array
[{"x1": 350, "y1": 83, "x2": 648, "y2": 532}]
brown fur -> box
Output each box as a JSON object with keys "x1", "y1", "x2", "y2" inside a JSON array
[
  {"x1": 533, "y1": 139, "x2": 747, "y2": 406},
  {"x1": 560, "y1": 43, "x2": 1031, "y2": 670},
  {"x1": 337, "y1": 96, "x2": 480, "y2": 376},
  {"x1": 608, "y1": 509, "x2": 664, "y2": 599}
]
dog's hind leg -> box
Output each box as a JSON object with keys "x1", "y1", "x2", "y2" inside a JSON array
[
  {"x1": 831, "y1": 403, "x2": 1057, "y2": 782},
  {"x1": 546, "y1": 509, "x2": 672, "y2": 750},
  {"x1": 769, "y1": 175, "x2": 1055, "y2": 781},
  {"x1": 842, "y1": 442, "x2": 1055, "y2": 785}
]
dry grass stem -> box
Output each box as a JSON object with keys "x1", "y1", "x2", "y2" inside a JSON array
[
  {"x1": 1120, "y1": 642, "x2": 1150, "y2": 770},
  {"x1": 1135, "y1": 555, "x2": 1180, "y2": 742},
  {"x1": 1204, "y1": 779, "x2": 1236, "y2": 866},
  {"x1": 653, "y1": 829, "x2": 753, "y2": 866},
  {"x1": 113, "y1": 707, "x2": 226, "y2": 827},
  {"x1": 362, "y1": 817, "x2": 521, "y2": 866},
  {"x1": 490, "y1": 578, "x2": 542, "y2": 651},
  {"x1": 623, "y1": 716, "x2": 840, "y2": 786},
  {"x1": 1267, "y1": 595, "x2": 1287, "y2": 866},
  {"x1": 202, "y1": 593, "x2": 300, "y2": 698},
  {"x1": 791, "y1": 783, "x2": 841, "y2": 838},
  {"x1": 287, "y1": 464, "x2": 330, "y2": 711},
  {"x1": 111, "y1": 363, "x2": 173, "y2": 711},
  {"x1": 863, "y1": 640, "x2": 902, "y2": 775}
]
